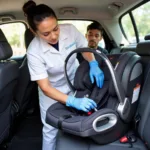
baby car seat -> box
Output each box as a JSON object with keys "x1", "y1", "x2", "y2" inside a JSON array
[{"x1": 46, "y1": 48, "x2": 143, "y2": 144}]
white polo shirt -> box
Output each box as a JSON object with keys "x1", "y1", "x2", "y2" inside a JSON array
[{"x1": 27, "y1": 24, "x2": 87, "y2": 91}]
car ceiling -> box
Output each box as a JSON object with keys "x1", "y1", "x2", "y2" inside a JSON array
[{"x1": 0, "y1": 0, "x2": 143, "y2": 20}]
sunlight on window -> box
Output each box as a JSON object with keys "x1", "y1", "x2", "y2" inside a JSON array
[
  {"x1": 0, "y1": 22, "x2": 26, "y2": 58},
  {"x1": 58, "y1": 20, "x2": 105, "y2": 48},
  {"x1": 58, "y1": 20, "x2": 92, "y2": 35}
]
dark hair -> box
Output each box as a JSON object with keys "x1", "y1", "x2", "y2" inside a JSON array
[
  {"x1": 87, "y1": 22, "x2": 103, "y2": 36},
  {"x1": 22, "y1": 1, "x2": 36, "y2": 16},
  {"x1": 23, "y1": 1, "x2": 57, "y2": 32}
]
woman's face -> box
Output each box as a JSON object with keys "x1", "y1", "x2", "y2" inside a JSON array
[{"x1": 36, "y1": 17, "x2": 60, "y2": 44}]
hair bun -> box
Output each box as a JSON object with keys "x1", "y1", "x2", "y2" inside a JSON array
[{"x1": 23, "y1": 1, "x2": 36, "y2": 16}]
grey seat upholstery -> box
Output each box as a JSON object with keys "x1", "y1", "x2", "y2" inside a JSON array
[
  {"x1": 110, "y1": 46, "x2": 136, "y2": 54},
  {"x1": 136, "y1": 41, "x2": 150, "y2": 66},
  {"x1": 55, "y1": 41, "x2": 150, "y2": 150},
  {"x1": 121, "y1": 46, "x2": 136, "y2": 53},
  {"x1": 0, "y1": 29, "x2": 19, "y2": 144}
]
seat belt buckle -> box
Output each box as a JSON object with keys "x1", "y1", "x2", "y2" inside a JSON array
[
  {"x1": 120, "y1": 136, "x2": 128, "y2": 143},
  {"x1": 120, "y1": 134, "x2": 137, "y2": 148}
]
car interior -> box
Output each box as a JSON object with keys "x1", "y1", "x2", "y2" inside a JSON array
[{"x1": 0, "y1": 0, "x2": 150, "y2": 150}]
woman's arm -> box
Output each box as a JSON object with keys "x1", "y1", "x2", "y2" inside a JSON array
[
  {"x1": 81, "y1": 52, "x2": 95, "y2": 62},
  {"x1": 37, "y1": 78, "x2": 68, "y2": 104},
  {"x1": 81, "y1": 52, "x2": 104, "y2": 88},
  {"x1": 36, "y1": 77, "x2": 97, "y2": 112}
]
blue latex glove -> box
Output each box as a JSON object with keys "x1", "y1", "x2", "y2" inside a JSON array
[
  {"x1": 66, "y1": 96, "x2": 97, "y2": 112},
  {"x1": 89, "y1": 60, "x2": 104, "y2": 88}
]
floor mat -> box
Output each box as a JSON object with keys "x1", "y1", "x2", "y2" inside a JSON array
[{"x1": 8, "y1": 115, "x2": 42, "y2": 150}]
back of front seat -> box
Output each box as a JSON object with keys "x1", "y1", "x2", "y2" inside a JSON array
[{"x1": 0, "y1": 29, "x2": 19, "y2": 144}]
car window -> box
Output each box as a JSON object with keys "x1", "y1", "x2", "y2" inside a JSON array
[
  {"x1": 132, "y1": 1, "x2": 150, "y2": 42},
  {"x1": 0, "y1": 22, "x2": 26, "y2": 58},
  {"x1": 58, "y1": 20, "x2": 106, "y2": 48},
  {"x1": 121, "y1": 14, "x2": 136, "y2": 44},
  {"x1": 120, "y1": 1, "x2": 150, "y2": 44}
]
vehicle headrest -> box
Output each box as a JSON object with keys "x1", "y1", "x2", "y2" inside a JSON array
[
  {"x1": 24, "y1": 28, "x2": 34, "y2": 49},
  {"x1": 136, "y1": 41, "x2": 150, "y2": 56},
  {"x1": 0, "y1": 29, "x2": 12, "y2": 60},
  {"x1": 144, "y1": 34, "x2": 150, "y2": 40}
]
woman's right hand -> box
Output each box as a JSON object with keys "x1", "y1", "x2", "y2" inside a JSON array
[{"x1": 66, "y1": 96, "x2": 97, "y2": 112}]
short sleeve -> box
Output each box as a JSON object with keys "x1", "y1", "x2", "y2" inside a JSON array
[
  {"x1": 70, "y1": 25, "x2": 88, "y2": 48},
  {"x1": 27, "y1": 52, "x2": 48, "y2": 81}
]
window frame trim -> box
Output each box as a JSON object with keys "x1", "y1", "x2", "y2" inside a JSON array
[
  {"x1": 119, "y1": 0, "x2": 149, "y2": 44},
  {"x1": 0, "y1": 21, "x2": 28, "y2": 59}
]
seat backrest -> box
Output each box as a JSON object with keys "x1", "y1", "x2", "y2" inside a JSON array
[
  {"x1": 13, "y1": 28, "x2": 38, "y2": 115},
  {"x1": 110, "y1": 46, "x2": 136, "y2": 54},
  {"x1": 110, "y1": 47, "x2": 121, "y2": 54},
  {"x1": 134, "y1": 41, "x2": 150, "y2": 149},
  {"x1": 0, "y1": 29, "x2": 19, "y2": 143},
  {"x1": 137, "y1": 63, "x2": 150, "y2": 149},
  {"x1": 24, "y1": 28, "x2": 34, "y2": 49},
  {"x1": 121, "y1": 46, "x2": 136, "y2": 53},
  {"x1": 14, "y1": 57, "x2": 38, "y2": 115}
]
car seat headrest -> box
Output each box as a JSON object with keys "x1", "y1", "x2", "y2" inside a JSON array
[
  {"x1": 0, "y1": 29, "x2": 12, "y2": 60},
  {"x1": 144, "y1": 34, "x2": 150, "y2": 40},
  {"x1": 109, "y1": 52, "x2": 138, "y2": 96},
  {"x1": 136, "y1": 41, "x2": 150, "y2": 56}
]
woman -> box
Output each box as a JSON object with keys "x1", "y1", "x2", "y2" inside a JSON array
[{"x1": 23, "y1": 1, "x2": 104, "y2": 150}]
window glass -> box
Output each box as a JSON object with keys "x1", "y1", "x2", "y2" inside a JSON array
[
  {"x1": 132, "y1": 1, "x2": 150, "y2": 42},
  {"x1": 0, "y1": 22, "x2": 26, "y2": 58},
  {"x1": 121, "y1": 14, "x2": 136, "y2": 43},
  {"x1": 58, "y1": 20, "x2": 105, "y2": 48}
]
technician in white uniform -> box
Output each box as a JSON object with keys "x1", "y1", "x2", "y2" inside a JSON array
[{"x1": 23, "y1": 1, "x2": 104, "y2": 150}]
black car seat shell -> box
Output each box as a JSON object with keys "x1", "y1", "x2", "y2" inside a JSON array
[
  {"x1": 0, "y1": 29, "x2": 19, "y2": 143},
  {"x1": 46, "y1": 48, "x2": 143, "y2": 144},
  {"x1": 54, "y1": 40, "x2": 150, "y2": 150},
  {"x1": 55, "y1": 58, "x2": 150, "y2": 150}
]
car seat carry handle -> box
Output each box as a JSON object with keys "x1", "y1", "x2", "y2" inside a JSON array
[
  {"x1": 65, "y1": 47, "x2": 125, "y2": 104},
  {"x1": 64, "y1": 47, "x2": 130, "y2": 121}
]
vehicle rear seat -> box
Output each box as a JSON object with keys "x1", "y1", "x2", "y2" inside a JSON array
[
  {"x1": 55, "y1": 41, "x2": 150, "y2": 150},
  {"x1": 13, "y1": 28, "x2": 38, "y2": 116},
  {"x1": 24, "y1": 28, "x2": 34, "y2": 49},
  {"x1": 0, "y1": 29, "x2": 19, "y2": 144},
  {"x1": 121, "y1": 46, "x2": 136, "y2": 53},
  {"x1": 110, "y1": 46, "x2": 136, "y2": 54}
]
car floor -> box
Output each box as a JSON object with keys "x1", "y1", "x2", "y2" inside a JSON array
[{"x1": 7, "y1": 110, "x2": 42, "y2": 150}]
